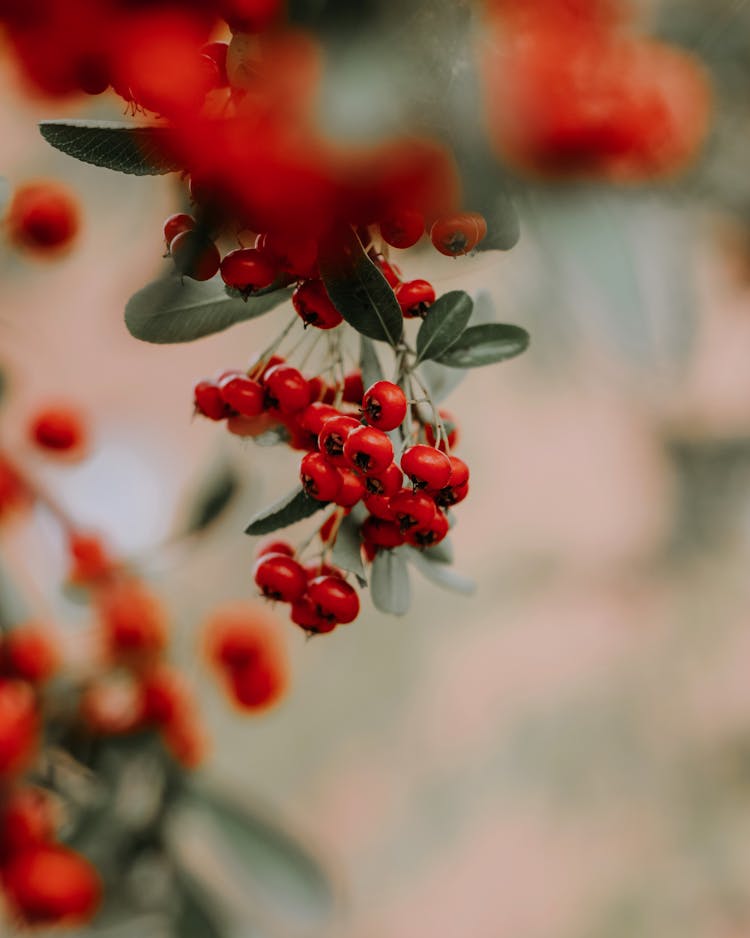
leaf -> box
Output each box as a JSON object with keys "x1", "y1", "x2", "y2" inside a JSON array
[
  {"x1": 434, "y1": 323, "x2": 529, "y2": 369},
  {"x1": 359, "y1": 335, "x2": 384, "y2": 390},
  {"x1": 370, "y1": 550, "x2": 411, "y2": 616},
  {"x1": 475, "y1": 187, "x2": 521, "y2": 253},
  {"x1": 403, "y1": 546, "x2": 476, "y2": 595},
  {"x1": 174, "y1": 872, "x2": 227, "y2": 938},
  {"x1": 182, "y1": 463, "x2": 239, "y2": 536},
  {"x1": 245, "y1": 487, "x2": 327, "y2": 536},
  {"x1": 39, "y1": 120, "x2": 180, "y2": 175},
  {"x1": 167, "y1": 785, "x2": 337, "y2": 934},
  {"x1": 331, "y1": 513, "x2": 366, "y2": 586},
  {"x1": 416, "y1": 291, "x2": 473, "y2": 364},
  {"x1": 319, "y1": 229, "x2": 403, "y2": 346},
  {"x1": 422, "y1": 536, "x2": 454, "y2": 565},
  {"x1": 125, "y1": 275, "x2": 291, "y2": 344}
]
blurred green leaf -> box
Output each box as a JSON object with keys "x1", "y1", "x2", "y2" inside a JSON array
[
  {"x1": 331, "y1": 513, "x2": 366, "y2": 586},
  {"x1": 371, "y1": 550, "x2": 411, "y2": 615},
  {"x1": 125, "y1": 276, "x2": 291, "y2": 344},
  {"x1": 182, "y1": 463, "x2": 239, "y2": 537},
  {"x1": 39, "y1": 120, "x2": 181, "y2": 175},
  {"x1": 245, "y1": 487, "x2": 327, "y2": 536},
  {"x1": 434, "y1": 323, "x2": 529, "y2": 368},
  {"x1": 415, "y1": 291, "x2": 473, "y2": 364},
  {"x1": 403, "y1": 546, "x2": 475, "y2": 595}
]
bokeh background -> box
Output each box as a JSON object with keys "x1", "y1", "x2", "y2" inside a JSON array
[{"x1": 4, "y1": 3, "x2": 750, "y2": 935}]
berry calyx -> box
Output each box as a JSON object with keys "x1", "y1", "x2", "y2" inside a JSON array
[
  {"x1": 342, "y1": 425, "x2": 394, "y2": 475},
  {"x1": 395, "y1": 279, "x2": 436, "y2": 318},
  {"x1": 401, "y1": 444, "x2": 452, "y2": 490},
  {"x1": 253, "y1": 553, "x2": 307, "y2": 603},
  {"x1": 406, "y1": 508, "x2": 450, "y2": 547},
  {"x1": 300, "y1": 452, "x2": 342, "y2": 502},
  {"x1": 307, "y1": 575, "x2": 360, "y2": 625},
  {"x1": 292, "y1": 280, "x2": 343, "y2": 330},
  {"x1": 361, "y1": 380, "x2": 407, "y2": 431},
  {"x1": 318, "y1": 414, "x2": 361, "y2": 463},
  {"x1": 365, "y1": 461, "x2": 403, "y2": 497},
  {"x1": 389, "y1": 489, "x2": 436, "y2": 532}
]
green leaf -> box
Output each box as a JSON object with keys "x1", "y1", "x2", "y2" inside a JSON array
[
  {"x1": 403, "y1": 546, "x2": 476, "y2": 595},
  {"x1": 245, "y1": 487, "x2": 327, "y2": 536},
  {"x1": 434, "y1": 323, "x2": 529, "y2": 369},
  {"x1": 359, "y1": 335, "x2": 384, "y2": 390},
  {"x1": 182, "y1": 463, "x2": 239, "y2": 537},
  {"x1": 416, "y1": 291, "x2": 473, "y2": 364},
  {"x1": 422, "y1": 536, "x2": 454, "y2": 565},
  {"x1": 331, "y1": 513, "x2": 366, "y2": 586},
  {"x1": 175, "y1": 877, "x2": 227, "y2": 938},
  {"x1": 319, "y1": 229, "x2": 403, "y2": 346},
  {"x1": 39, "y1": 120, "x2": 180, "y2": 175},
  {"x1": 370, "y1": 550, "x2": 411, "y2": 616},
  {"x1": 125, "y1": 275, "x2": 291, "y2": 344}
]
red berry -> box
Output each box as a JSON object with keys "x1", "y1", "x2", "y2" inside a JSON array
[
  {"x1": 318, "y1": 414, "x2": 361, "y2": 464},
  {"x1": 361, "y1": 516, "x2": 405, "y2": 549},
  {"x1": 303, "y1": 561, "x2": 340, "y2": 579},
  {"x1": 389, "y1": 489, "x2": 436, "y2": 532},
  {"x1": 292, "y1": 280, "x2": 343, "y2": 330},
  {"x1": 430, "y1": 212, "x2": 487, "y2": 256},
  {"x1": 362, "y1": 381, "x2": 407, "y2": 431},
  {"x1": 219, "y1": 375, "x2": 265, "y2": 417},
  {"x1": 98, "y1": 581, "x2": 167, "y2": 661},
  {"x1": 4, "y1": 626, "x2": 58, "y2": 685},
  {"x1": 365, "y1": 461, "x2": 403, "y2": 497},
  {"x1": 28, "y1": 406, "x2": 86, "y2": 455},
  {"x1": 263, "y1": 364, "x2": 311, "y2": 415},
  {"x1": 437, "y1": 479, "x2": 469, "y2": 508},
  {"x1": 300, "y1": 452, "x2": 342, "y2": 502},
  {"x1": 0, "y1": 788, "x2": 55, "y2": 858},
  {"x1": 307, "y1": 576, "x2": 360, "y2": 625},
  {"x1": 140, "y1": 666, "x2": 191, "y2": 727},
  {"x1": 194, "y1": 380, "x2": 228, "y2": 420},
  {"x1": 363, "y1": 492, "x2": 397, "y2": 521},
  {"x1": 220, "y1": 247, "x2": 278, "y2": 292},
  {"x1": 343, "y1": 425, "x2": 394, "y2": 476},
  {"x1": 290, "y1": 596, "x2": 337, "y2": 634},
  {"x1": 401, "y1": 444, "x2": 452, "y2": 490},
  {"x1": 335, "y1": 469, "x2": 366, "y2": 508},
  {"x1": 406, "y1": 509, "x2": 450, "y2": 548},
  {"x1": 253, "y1": 553, "x2": 307, "y2": 603},
  {"x1": 0, "y1": 680, "x2": 38, "y2": 777},
  {"x1": 7, "y1": 182, "x2": 80, "y2": 253},
  {"x1": 395, "y1": 279, "x2": 436, "y2": 318},
  {"x1": 253, "y1": 354, "x2": 285, "y2": 382},
  {"x1": 2, "y1": 845, "x2": 101, "y2": 925},
  {"x1": 67, "y1": 533, "x2": 114, "y2": 585},
  {"x1": 170, "y1": 231, "x2": 220, "y2": 281},
  {"x1": 379, "y1": 209, "x2": 424, "y2": 249},
  {"x1": 369, "y1": 251, "x2": 402, "y2": 287},
  {"x1": 256, "y1": 538, "x2": 295, "y2": 558},
  {"x1": 256, "y1": 232, "x2": 318, "y2": 279},
  {"x1": 298, "y1": 402, "x2": 340, "y2": 439},
  {"x1": 163, "y1": 213, "x2": 195, "y2": 245},
  {"x1": 342, "y1": 371, "x2": 365, "y2": 404}
]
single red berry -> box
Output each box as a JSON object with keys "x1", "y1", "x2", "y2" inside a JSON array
[
  {"x1": 318, "y1": 414, "x2": 361, "y2": 464},
  {"x1": 343, "y1": 425, "x2": 394, "y2": 476},
  {"x1": 292, "y1": 280, "x2": 343, "y2": 330},
  {"x1": 307, "y1": 375, "x2": 330, "y2": 403},
  {"x1": 437, "y1": 480, "x2": 469, "y2": 508},
  {"x1": 4, "y1": 626, "x2": 58, "y2": 685},
  {"x1": 395, "y1": 279, "x2": 436, "y2": 318},
  {"x1": 425, "y1": 410, "x2": 459, "y2": 450},
  {"x1": 1, "y1": 845, "x2": 101, "y2": 925},
  {"x1": 430, "y1": 212, "x2": 487, "y2": 256},
  {"x1": 361, "y1": 516, "x2": 405, "y2": 549},
  {"x1": 0, "y1": 788, "x2": 55, "y2": 858},
  {"x1": 335, "y1": 469, "x2": 366, "y2": 508},
  {"x1": 0, "y1": 680, "x2": 39, "y2": 777},
  {"x1": 369, "y1": 251, "x2": 402, "y2": 287},
  {"x1": 253, "y1": 553, "x2": 307, "y2": 603},
  {"x1": 362, "y1": 381, "x2": 407, "y2": 431},
  {"x1": 365, "y1": 461, "x2": 403, "y2": 497},
  {"x1": 251, "y1": 354, "x2": 285, "y2": 382},
  {"x1": 67, "y1": 533, "x2": 114, "y2": 585},
  {"x1": 256, "y1": 232, "x2": 318, "y2": 279},
  {"x1": 406, "y1": 509, "x2": 450, "y2": 548},
  {"x1": 140, "y1": 666, "x2": 191, "y2": 727},
  {"x1": 28, "y1": 406, "x2": 86, "y2": 455},
  {"x1": 379, "y1": 209, "x2": 424, "y2": 249},
  {"x1": 300, "y1": 452, "x2": 342, "y2": 502},
  {"x1": 170, "y1": 231, "x2": 221, "y2": 281},
  {"x1": 194, "y1": 380, "x2": 229, "y2": 421},
  {"x1": 307, "y1": 576, "x2": 360, "y2": 625},
  {"x1": 200, "y1": 41, "x2": 229, "y2": 85},
  {"x1": 163, "y1": 213, "x2": 195, "y2": 246},
  {"x1": 263, "y1": 364, "x2": 311, "y2": 415},
  {"x1": 257, "y1": 538, "x2": 295, "y2": 558},
  {"x1": 290, "y1": 597, "x2": 336, "y2": 634},
  {"x1": 98, "y1": 580, "x2": 167, "y2": 661},
  {"x1": 389, "y1": 489, "x2": 436, "y2": 532},
  {"x1": 7, "y1": 182, "x2": 80, "y2": 253},
  {"x1": 298, "y1": 402, "x2": 340, "y2": 439},
  {"x1": 219, "y1": 375, "x2": 265, "y2": 417},
  {"x1": 363, "y1": 492, "x2": 398, "y2": 521},
  {"x1": 343, "y1": 371, "x2": 365, "y2": 404},
  {"x1": 220, "y1": 248, "x2": 278, "y2": 292},
  {"x1": 401, "y1": 444, "x2": 452, "y2": 490}
]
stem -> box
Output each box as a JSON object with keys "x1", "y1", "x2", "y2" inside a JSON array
[
  {"x1": 409, "y1": 370, "x2": 448, "y2": 451},
  {"x1": 248, "y1": 314, "x2": 299, "y2": 379}
]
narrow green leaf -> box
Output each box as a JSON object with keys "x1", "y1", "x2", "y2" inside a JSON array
[
  {"x1": 331, "y1": 513, "x2": 366, "y2": 586},
  {"x1": 319, "y1": 229, "x2": 403, "y2": 346},
  {"x1": 370, "y1": 550, "x2": 411, "y2": 616},
  {"x1": 359, "y1": 335, "x2": 384, "y2": 390},
  {"x1": 125, "y1": 275, "x2": 291, "y2": 344},
  {"x1": 183, "y1": 464, "x2": 239, "y2": 536},
  {"x1": 435, "y1": 323, "x2": 529, "y2": 369},
  {"x1": 416, "y1": 291, "x2": 473, "y2": 364},
  {"x1": 422, "y1": 536, "x2": 454, "y2": 565},
  {"x1": 403, "y1": 546, "x2": 476, "y2": 595},
  {"x1": 39, "y1": 120, "x2": 180, "y2": 175},
  {"x1": 245, "y1": 487, "x2": 327, "y2": 536}
]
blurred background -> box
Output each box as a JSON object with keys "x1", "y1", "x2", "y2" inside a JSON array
[{"x1": 4, "y1": 1, "x2": 750, "y2": 936}]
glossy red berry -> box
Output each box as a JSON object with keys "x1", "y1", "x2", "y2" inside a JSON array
[
  {"x1": 307, "y1": 576, "x2": 360, "y2": 624},
  {"x1": 253, "y1": 554, "x2": 307, "y2": 603},
  {"x1": 292, "y1": 280, "x2": 343, "y2": 330},
  {"x1": 318, "y1": 414, "x2": 361, "y2": 464},
  {"x1": 395, "y1": 279, "x2": 436, "y2": 318},
  {"x1": 335, "y1": 469, "x2": 366, "y2": 508},
  {"x1": 300, "y1": 452, "x2": 342, "y2": 502},
  {"x1": 28, "y1": 406, "x2": 86, "y2": 455},
  {"x1": 219, "y1": 375, "x2": 265, "y2": 417},
  {"x1": 343, "y1": 426, "x2": 394, "y2": 476},
  {"x1": 365, "y1": 461, "x2": 403, "y2": 497},
  {"x1": 362, "y1": 381, "x2": 407, "y2": 431},
  {"x1": 291, "y1": 597, "x2": 336, "y2": 634},
  {"x1": 170, "y1": 231, "x2": 221, "y2": 281},
  {"x1": 363, "y1": 492, "x2": 398, "y2": 521},
  {"x1": 2, "y1": 845, "x2": 101, "y2": 926},
  {"x1": 263, "y1": 364, "x2": 311, "y2": 415},
  {"x1": 163, "y1": 213, "x2": 195, "y2": 245},
  {"x1": 406, "y1": 509, "x2": 450, "y2": 548},
  {"x1": 379, "y1": 209, "x2": 424, "y2": 249},
  {"x1": 430, "y1": 212, "x2": 487, "y2": 256},
  {"x1": 361, "y1": 516, "x2": 405, "y2": 549},
  {"x1": 298, "y1": 402, "x2": 340, "y2": 439},
  {"x1": 389, "y1": 489, "x2": 436, "y2": 532},
  {"x1": 194, "y1": 380, "x2": 229, "y2": 421},
  {"x1": 437, "y1": 479, "x2": 469, "y2": 508},
  {"x1": 401, "y1": 444, "x2": 452, "y2": 490},
  {"x1": 7, "y1": 182, "x2": 80, "y2": 253},
  {"x1": 220, "y1": 248, "x2": 277, "y2": 292}
]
